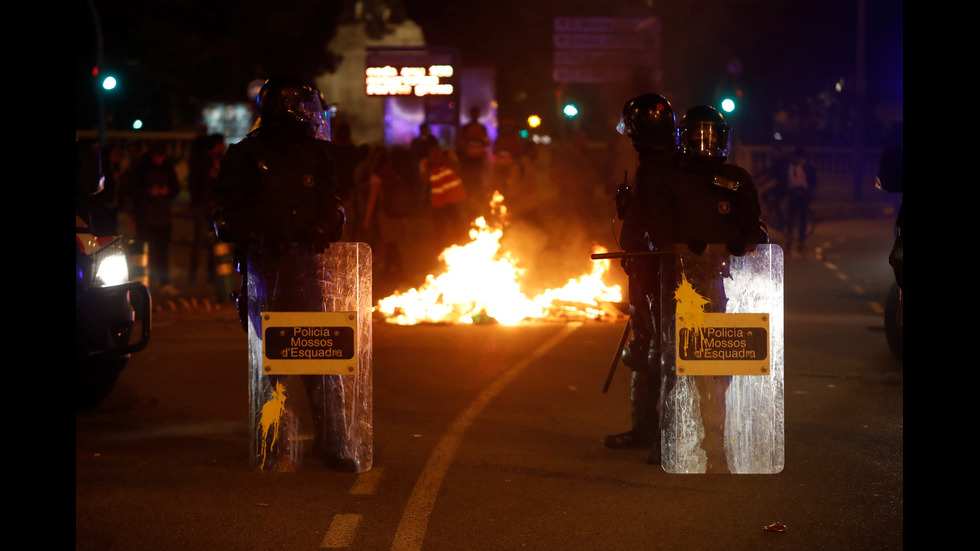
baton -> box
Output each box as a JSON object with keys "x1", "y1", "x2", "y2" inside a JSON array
[
  {"x1": 591, "y1": 249, "x2": 676, "y2": 260},
  {"x1": 603, "y1": 322, "x2": 631, "y2": 393}
]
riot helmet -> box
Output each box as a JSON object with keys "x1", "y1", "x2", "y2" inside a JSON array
[
  {"x1": 251, "y1": 75, "x2": 323, "y2": 138},
  {"x1": 616, "y1": 93, "x2": 677, "y2": 150},
  {"x1": 678, "y1": 105, "x2": 731, "y2": 159},
  {"x1": 308, "y1": 88, "x2": 332, "y2": 141}
]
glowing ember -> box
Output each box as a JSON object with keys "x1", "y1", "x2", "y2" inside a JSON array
[{"x1": 377, "y1": 192, "x2": 623, "y2": 325}]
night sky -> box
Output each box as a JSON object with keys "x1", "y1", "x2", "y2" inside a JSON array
[{"x1": 78, "y1": 0, "x2": 902, "y2": 144}]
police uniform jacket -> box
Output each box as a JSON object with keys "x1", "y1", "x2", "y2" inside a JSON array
[
  {"x1": 646, "y1": 154, "x2": 768, "y2": 255},
  {"x1": 213, "y1": 131, "x2": 344, "y2": 246},
  {"x1": 619, "y1": 148, "x2": 678, "y2": 253}
]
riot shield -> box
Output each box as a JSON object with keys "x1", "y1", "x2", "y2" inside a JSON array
[
  {"x1": 660, "y1": 244, "x2": 783, "y2": 474},
  {"x1": 246, "y1": 242, "x2": 372, "y2": 472}
]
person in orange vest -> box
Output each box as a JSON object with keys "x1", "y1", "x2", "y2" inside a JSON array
[{"x1": 422, "y1": 144, "x2": 466, "y2": 251}]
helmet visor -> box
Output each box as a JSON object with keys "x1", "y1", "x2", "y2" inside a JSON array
[
  {"x1": 299, "y1": 96, "x2": 328, "y2": 140},
  {"x1": 681, "y1": 123, "x2": 730, "y2": 158}
]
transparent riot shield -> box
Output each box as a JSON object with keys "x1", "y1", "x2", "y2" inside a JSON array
[
  {"x1": 246, "y1": 242, "x2": 372, "y2": 472},
  {"x1": 660, "y1": 244, "x2": 783, "y2": 474}
]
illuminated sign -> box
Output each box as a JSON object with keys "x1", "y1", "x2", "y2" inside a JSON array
[{"x1": 365, "y1": 65, "x2": 454, "y2": 97}]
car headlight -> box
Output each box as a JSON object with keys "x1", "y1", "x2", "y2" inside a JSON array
[{"x1": 92, "y1": 242, "x2": 130, "y2": 287}]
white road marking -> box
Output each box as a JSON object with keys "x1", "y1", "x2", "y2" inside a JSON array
[
  {"x1": 320, "y1": 513, "x2": 361, "y2": 548},
  {"x1": 390, "y1": 323, "x2": 582, "y2": 551}
]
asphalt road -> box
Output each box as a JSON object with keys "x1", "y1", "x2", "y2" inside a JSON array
[{"x1": 76, "y1": 215, "x2": 903, "y2": 550}]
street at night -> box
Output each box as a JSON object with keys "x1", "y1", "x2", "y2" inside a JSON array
[
  {"x1": 76, "y1": 216, "x2": 902, "y2": 550},
  {"x1": 77, "y1": 2, "x2": 902, "y2": 549}
]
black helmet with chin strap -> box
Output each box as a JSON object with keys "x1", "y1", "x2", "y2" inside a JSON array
[
  {"x1": 678, "y1": 105, "x2": 731, "y2": 160},
  {"x1": 616, "y1": 93, "x2": 677, "y2": 151},
  {"x1": 251, "y1": 75, "x2": 323, "y2": 139}
]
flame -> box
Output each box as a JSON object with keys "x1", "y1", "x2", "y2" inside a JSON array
[{"x1": 377, "y1": 192, "x2": 623, "y2": 325}]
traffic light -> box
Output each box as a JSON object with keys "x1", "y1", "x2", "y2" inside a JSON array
[
  {"x1": 562, "y1": 103, "x2": 578, "y2": 118},
  {"x1": 720, "y1": 89, "x2": 741, "y2": 114},
  {"x1": 92, "y1": 66, "x2": 118, "y2": 92}
]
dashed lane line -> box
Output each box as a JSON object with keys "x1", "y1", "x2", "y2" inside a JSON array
[
  {"x1": 320, "y1": 468, "x2": 386, "y2": 548},
  {"x1": 818, "y1": 241, "x2": 885, "y2": 316},
  {"x1": 390, "y1": 322, "x2": 583, "y2": 551},
  {"x1": 320, "y1": 513, "x2": 361, "y2": 549}
]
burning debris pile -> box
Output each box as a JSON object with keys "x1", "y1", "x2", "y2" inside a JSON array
[{"x1": 376, "y1": 192, "x2": 624, "y2": 326}]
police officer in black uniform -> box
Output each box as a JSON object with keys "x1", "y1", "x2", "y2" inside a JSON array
[
  {"x1": 650, "y1": 105, "x2": 768, "y2": 471},
  {"x1": 604, "y1": 93, "x2": 681, "y2": 462},
  {"x1": 212, "y1": 76, "x2": 353, "y2": 470},
  {"x1": 213, "y1": 75, "x2": 345, "y2": 327}
]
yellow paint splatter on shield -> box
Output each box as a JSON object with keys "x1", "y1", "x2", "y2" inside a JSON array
[
  {"x1": 674, "y1": 269, "x2": 711, "y2": 357},
  {"x1": 259, "y1": 381, "x2": 287, "y2": 469}
]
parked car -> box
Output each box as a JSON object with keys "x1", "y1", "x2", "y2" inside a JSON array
[{"x1": 76, "y1": 139, "x2": 151, "y2": 408}]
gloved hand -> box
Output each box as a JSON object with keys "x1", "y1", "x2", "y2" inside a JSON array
[
  {"x1": 307, "y1": 225, "x2": 331, "y2": 253},
  {"x1": 726, "y1": 239, "x2": 747, "y2": 256}
]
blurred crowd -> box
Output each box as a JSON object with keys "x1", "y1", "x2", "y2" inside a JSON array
[{"x1": 91, "y1": 113, "x2": 632, "y2": 299}]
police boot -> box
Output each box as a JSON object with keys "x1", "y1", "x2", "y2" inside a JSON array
[
  {"x1": 605, "y1": 333, "x2": 654, "y2": 449},
  {"x1": 303, "y1": 375, "x2": 359, "y2": 472},
  {"x1": 605, "y1": 369, "x2": 658, "y2": 449}
]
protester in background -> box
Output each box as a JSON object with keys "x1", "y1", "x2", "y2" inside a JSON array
[
  {"x1": 188, "y1": 134, "x2": 225, "y2": 282},
  {"x1": 410, "y1": 123, "x2": 439, "y2": 208},
  {"x1": 359, "y1": 144, "x2": 413, "y2": 283},
  {"x1": 456, "y1": 106, "x2": 490, "y2": 202},
  {"x1": 422, "y1": 144, "x2": 466, "y2": 251},
  {"x1": 754, "y1": 144, "x2": 789, "y2": 233},
  {"x1": 132, "y1": 141, "x2": 181, "y2": 295},
  {"x1": 356, "y1": 142, "x2": 388, "y2": 250},
  {"x1": 784, "y1": 146, "x2": 817, "y2": 254},
  {"x1": 490, "y1": 118, "x2": 523, "y2": 200}
]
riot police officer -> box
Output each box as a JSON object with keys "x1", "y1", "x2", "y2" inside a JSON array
[
  {"x1": 213, "y1": 75, "x2": 345, "y2": 327},
  {"x1": 605, "y1": 93, "x2": 681, "y2": 460},
  {"x1": 212, "y1": 76, "x2": 354, "y2": 471},
  {"x1": 651, "y1": 105, "x2": 768, "y2": 471}
]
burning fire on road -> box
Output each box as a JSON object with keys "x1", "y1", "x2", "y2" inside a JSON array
[{"x1": 376, "y1": 192, "x2": 624, "y2": 326}]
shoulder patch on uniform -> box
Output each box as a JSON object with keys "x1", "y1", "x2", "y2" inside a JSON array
[{"x1": 712, "y1": 175, "x2": 741, "y2": 191}]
